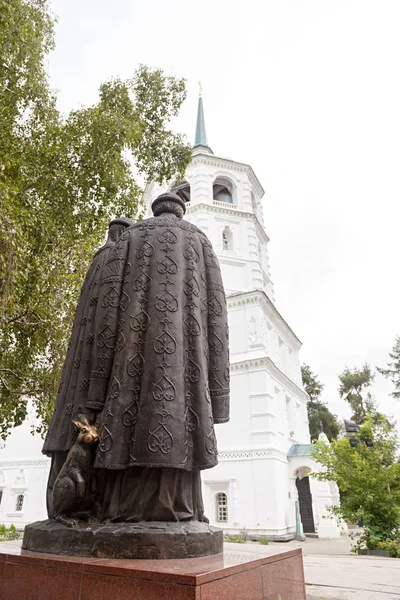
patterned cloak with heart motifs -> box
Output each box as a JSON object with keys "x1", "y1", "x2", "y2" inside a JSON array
[{"x1": 43, "y1": 212, "x2": 230, "y2": 472}]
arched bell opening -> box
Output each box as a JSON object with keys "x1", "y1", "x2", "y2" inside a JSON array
[{"x1": 213, "y1": 177, "x2": 234, "y2": 204}]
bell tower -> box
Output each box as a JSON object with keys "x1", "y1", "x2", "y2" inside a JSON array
[
  {"x1": 169, "y1": 95, "x2": 275, "y2": 301},
  {"x1": 144, "y1": 92, "x2": 325, "y2": 540}
]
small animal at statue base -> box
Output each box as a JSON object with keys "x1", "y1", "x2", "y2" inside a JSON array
[{"x1": 52, "y1": 415, "x2": 99, "y2": 527}]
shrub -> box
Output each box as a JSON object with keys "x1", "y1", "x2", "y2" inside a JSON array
[
  {"x1": 312, "y1": 414, "x2": 400, "y2": 554},
  {"x1": 0, "y1": 523, "x2": 22, "y2": 542},
  {"x1": 224, "y1": 528, "x2": 247, "y2": 544},
  {"x1": 378, "y1": 540, "x2": 400, "y2": 558},
  {"x1": 258, "y1": 537, "x2": 270, "y2": 545}
]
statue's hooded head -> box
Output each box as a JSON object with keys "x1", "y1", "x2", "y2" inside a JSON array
[
  {"x1": 107, "y1": 218, "x2": 134, "y2": 243},
  {"x1": 151, "y1": 192, "x2": 186, "y2": 219}
]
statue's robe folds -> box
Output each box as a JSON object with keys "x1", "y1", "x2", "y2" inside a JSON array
[
  {"x1": 43, "y1": 238, "x2": 117, "y2": 450},
  {"x1": 43, "y1": 214, "x2": 230, "y2": 521}
]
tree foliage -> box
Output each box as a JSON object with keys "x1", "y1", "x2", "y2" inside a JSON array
[
  {"x1": 0, "y1": 0, "x2": 192, "y2": 437},
  {"x1": 338, "y1": 364, "x2": 383, "y2": 425},
  {"x1": 301, "y1": 364, "x2": 340, "y2": 441},
  {"x1": 301, "y1": 364, "x2": 323, "y2": 401},
  {"x1": 377, "y1": 335, "x2": 400, "y2": 400},
  {"x1": 312, "y1": 414, "x2": 400, "y2": 550}
]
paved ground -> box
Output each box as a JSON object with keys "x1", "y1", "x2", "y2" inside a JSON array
[
  {"x1": 304, "y1": 555, "x2": 400, "y2": 600},
  {"x1": 272, "y1": 535, "x2": 400, "y2": 600},
  {"x1": 273, "y1": 534, "x2": 354, "y2": 556},
  {"x1": 224, "y1": 535, "x2": 400, "y2": 599}
]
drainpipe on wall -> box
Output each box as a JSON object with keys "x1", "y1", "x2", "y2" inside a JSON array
[{"x1": 294, "y1": 500, "x2": 306, "y2": 541}]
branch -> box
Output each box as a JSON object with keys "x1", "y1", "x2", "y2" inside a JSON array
[
  {"x1": 0, "y1": 369, "x2": 43, "y2": 397},
  {"x1": 6, "y1": 310, "x2": 29, "y2": 325}
]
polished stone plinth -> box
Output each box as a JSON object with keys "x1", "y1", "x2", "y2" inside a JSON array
[
  {"x1": 22, "y1": 519, "x2": 222, "y2": 559},
  {"x1": 0, "y1": 541, "x2": 306, "y2": 600}
]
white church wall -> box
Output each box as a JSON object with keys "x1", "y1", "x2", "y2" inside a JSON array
[
  {"x1": 0, "y1": 410, "x2": 49, "y2": 529},
  {"x1": 214, "y1": 370, "x2": 253, "y2": 449},
  {"x1": 202, "y1": 461, "x2": 255, "y2": 529},
  {"x1": 171, "y1": 147, "x2": 326, "y2": 535},
  {"x1": 204, "y1": 453, "x2": 295, "y2": 535},
  {"x1": 142, "y1": 141, "x2": 340, "y2": 539}
]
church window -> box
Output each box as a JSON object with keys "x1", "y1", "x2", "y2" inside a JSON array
[
  {"x1": 170, "y1": 180, "x2": 191, "y2": 203},
  {"x1": 216, "y1": 492, "x2": 228, "y2": 522},
  {"x1": 15, "y1": 494, "x2": 24, "y2": 512},
  {"x1": 0, "y1": 490, "x2": 2, "y2": 506},
  {"x1": 222, "y1": 226, "x2": 233, "y2": 251},
  {"x1": 213, "y1": 178, "x2": 233, "y2": 204}
]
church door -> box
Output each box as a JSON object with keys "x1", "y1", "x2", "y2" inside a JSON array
[{"x1": 296, "y1": 476, "x2": 315, "y2": 534}]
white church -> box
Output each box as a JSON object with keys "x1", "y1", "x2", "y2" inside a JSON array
[{"x1": 0, "y1": 96, "x2": 341, "y2": 539}]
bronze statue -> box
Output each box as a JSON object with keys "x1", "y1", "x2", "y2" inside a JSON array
[
  {"x1": 52, "y1": 415, "x2": 99, "y2": 526},
  {"x1": 43, "y1": 217, "x2": 134, "y2": 517},
  {"x1": 42, "y1": 193, "x2": 230, "y2": 528}
]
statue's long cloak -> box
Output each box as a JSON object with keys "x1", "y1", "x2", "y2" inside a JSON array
[{"x1": 43, "y1": 214, "x2": 230, "y2": 472}]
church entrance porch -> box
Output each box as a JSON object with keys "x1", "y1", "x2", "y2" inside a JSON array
[{"x1": 288, "y1": 442, "x2": 343, "y2": 539}]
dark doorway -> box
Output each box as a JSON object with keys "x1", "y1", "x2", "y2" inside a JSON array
[{"x1": 296, "y1": 476, "x2": 315, "y2": 534}]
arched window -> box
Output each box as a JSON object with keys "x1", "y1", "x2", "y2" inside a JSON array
[
  {"x1": 213, "y1": 178, "x2": 233, "y2": 204},
  {"x1": 15, "y1": 494, "x2": 24, "y2": 512},
  {"x1": 222, "y1": 226, "x2": 233, "y2": 251},
  {"x1": 170, "y1": 180, "x2": 191, "y2": 203},
  {"x1": 216, "y1": 492, "x2": 228, "y2": 522}
]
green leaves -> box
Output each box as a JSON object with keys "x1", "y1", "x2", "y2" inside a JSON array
[
  {"x1": 377, "y1": 335, "x2": 400, "y2": 400},
  {"x1": 0, "y1": 1, "x2": 191, "y2": 438},
  {"x1": 338, "y1": 364, "x2": 374, "y2": 399},
  {"x1": 301, "y1": 364, "x2": 340, "y2": 441},
  {"x1": 312, "y1": 414, "x2": 400, "y2": 549},
  {"x1": 338, "y1": 364, "x2": 384, "y2": 425},
  {"x1": 301, "y1": 364, "x2": 324, "y2": 401}
]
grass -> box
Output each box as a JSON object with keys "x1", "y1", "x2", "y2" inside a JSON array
[{"x1": 258, "y1": 537, "x2": 270, "y2": 545}]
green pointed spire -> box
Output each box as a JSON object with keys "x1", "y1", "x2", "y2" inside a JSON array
[
  {"x1": 194, "y1": 88, "x2": 212, "y2": 153},
  {"x1": 195, "y1": 95, "x2": 208, "y2": 147}
]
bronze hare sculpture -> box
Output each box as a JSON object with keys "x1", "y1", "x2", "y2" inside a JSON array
[{"x1": 52, "y1": 415, "x2": 99, "y2": 527}]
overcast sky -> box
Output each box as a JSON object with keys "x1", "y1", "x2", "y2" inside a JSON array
[{"x1": 48, "y1": 0, "x2": 400, "y2": 426}]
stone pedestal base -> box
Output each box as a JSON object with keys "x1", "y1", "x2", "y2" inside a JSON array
[
  {"x1": 0, "y1": 542, "x2": 306, "y2": 600},
  {"x1": 22, "y1": 519, "x2": 222, "y2": 559}
]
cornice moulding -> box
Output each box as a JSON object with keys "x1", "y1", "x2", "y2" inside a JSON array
[
  {"x1": 186, "y1": 203, "x2": 270, "y2": 244},
  {"x1": 217, "y1": 447, "x2": 288, "y2": 462},
  {"x1": 230, "y1": 356, "x2": 308, "y2": 402},
  {"x1": 191, "y1": 153, "x2": 265, "y2": 197},
  {"x1": 0, "y1": 460, "x2": 50, "y2": 469},
  {"x1": 227, "y1": 289, "x2": 302, "y2": 349}
]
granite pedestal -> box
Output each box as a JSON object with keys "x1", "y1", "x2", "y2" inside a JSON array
[{"x1": 0, "y1": 542, "x2": 306, "y2": 600}]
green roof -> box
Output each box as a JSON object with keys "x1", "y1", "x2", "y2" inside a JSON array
[{"x1": 288, "y1": 444, "x2": 312, "y2": 458}]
